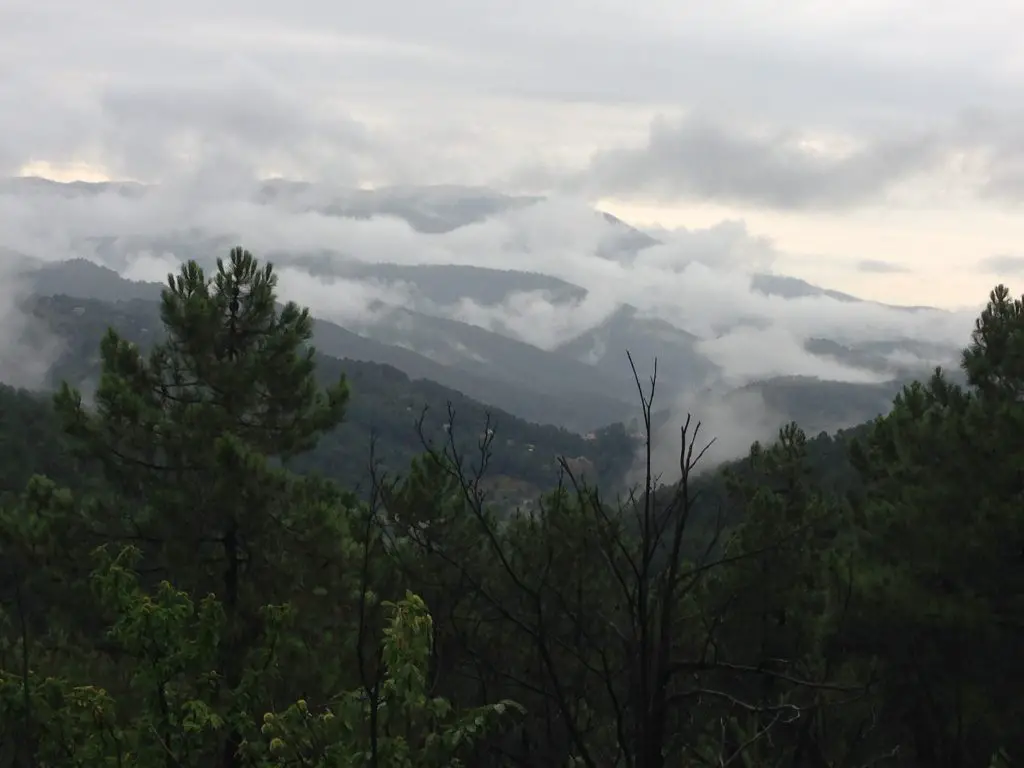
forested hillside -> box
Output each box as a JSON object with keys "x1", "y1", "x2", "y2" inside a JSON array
[
  {"x1": 20, "y1": 254, "x2": 942, "y2": 436},
  {"x1": 19, "y1": 258, "x2": 636, "y2": 432},
  {"x1": 1, "y1": 248, "x2": 1021, "y2": 767},
  {"x1": 20, "y1": 293, "x2": 636, "y2": 501}
]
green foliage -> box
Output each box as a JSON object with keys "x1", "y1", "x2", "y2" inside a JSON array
[
  {"x1": 0, "y1": 670, "x2": 121, "y2": 768},
  {"x1": 848, "y1": 331, "x2": 1024, "y2": 762},
  {"x1": 258, "y1": 592, "x2": 522, "y2": 767},
  {"x1": 0, "y1": 386, "x2": 82, "y2": 499},
  {"x1": 4, "y1": 541, "x2": 517, "y2": 767},
  {"x1": 90, "y1": 545, "x2": 227, "y2": 765},
  {"x1": 962, "y1": 283, "x2": 1024, "y2": 399}
]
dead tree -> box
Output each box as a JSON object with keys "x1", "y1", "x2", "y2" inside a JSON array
[{"x1": 376, "y1": 353, "x2": 866, "y2": 768}]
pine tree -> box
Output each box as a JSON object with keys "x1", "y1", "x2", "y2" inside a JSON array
[
  {"x1": 54, "y1": 248, "x2": 353, "y2": 767},
  {"x1": 848, "y1": 286, "x2": 1024, "y2": 764}
]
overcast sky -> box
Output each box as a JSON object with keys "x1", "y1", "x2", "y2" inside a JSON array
[{"x1": 4, "y1": 0, "x2": 1024, "y2": 307}]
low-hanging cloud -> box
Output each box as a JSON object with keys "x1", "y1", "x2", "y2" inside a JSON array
[
  {"x1": 641, "y1": 387, "x2": 784, "y2": 485},
  {"x1": 695, "y1": 325, "x2": 890, "y2": 386},
  {"x1": 0, "y1": 261, "x2": 65, "y2": 391},
  {"x1": 0, "y1": 179, "x2": 979, "y2": 356}
]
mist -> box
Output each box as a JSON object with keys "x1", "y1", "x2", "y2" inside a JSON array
[
  {"x1": 0, "y1": 177, "x2": 982, "y2": 477},
  {"x1": 0, "y1": 261, "x2": 66, "y2": 391}
]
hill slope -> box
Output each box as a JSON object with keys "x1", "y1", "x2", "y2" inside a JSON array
[
  {"x1": 15, "y1": 257, "x2": 929, "y2": 437},
  {"x1": 18, "y1": 259, "x2": 633, "y2": 432},
  {"x1": 20, "y1": 294, "x2": 639, "y2": 501}
]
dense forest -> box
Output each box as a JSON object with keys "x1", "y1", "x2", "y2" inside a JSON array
[{"x1": 1, "y1": 248, "x2": 1021, "y2": 767}]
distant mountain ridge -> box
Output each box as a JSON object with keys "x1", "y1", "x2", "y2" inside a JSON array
[
  {"x1": 12, "y1": 256, "x2": 952, "y2": 442},
  {"x1": 15, "y1": 258, "x2": 632, "y2": 432},
  {"x1": 2, "y1": 177, "x2": 961, "y2": 442},
  {"x1": 0, "y1": 176, "x2": 942, "y2": 313},
  {"x1": 280, "y1": 255, "x2": 587, "y2": 306}
]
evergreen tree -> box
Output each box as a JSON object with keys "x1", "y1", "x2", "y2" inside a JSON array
[
  {"x1": 848, "y1": 286, "x2": 1024, "y2": 765},
  {"x1": 53, "y1": 249, "x2": 355, "y2": 767}
]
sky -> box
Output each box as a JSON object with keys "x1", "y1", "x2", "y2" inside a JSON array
[{"x1": 4, "y1": 0, "x2": 1024, "y2": 309}]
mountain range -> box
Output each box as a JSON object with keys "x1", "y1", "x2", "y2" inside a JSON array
[{"x1": 2, "y1": 177, "x2": 966, "y2": 447}]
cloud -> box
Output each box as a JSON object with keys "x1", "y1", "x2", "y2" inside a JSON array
[
  {"x1": 444, "y1": 288, "x2": 621, "y2": 351},
  {"x1": 2, "y1": 0, "x2": 1023, "y2": 204},
  {"x1": 930, "y1": 109, "x2": 1024, "y2": 205},
  {"x1": 856, "y1": 258, "x2": 910, "y2": 274},
  {"x1": 643, "y1": 387, "x2": 783, "y2": 484},
  {"x1": 573, "y1": 115, "x2": 944, "y2": 210},
  {"x1": 276, "y1": 268, "x2": 418, "y2": 328},
  {"x1": 13, "y1": 61, "x2": 380, "y2": 188},
  {"x1": 95, "y1": 64, "x2": 375, "y2": 187},
  {"x1": 0, "y1": 260, "x2": 64, "y2": 391},
  {"x1": 0, "y1": 178, "x2": 977, "y2": 367},
  {"x1": 696, "y1": 325, "x2": 889, "y2": 386},
  {"x1": 978, "y1": 254, "x2": 1024, "y2": 274},
  {"x1": 0, "y1": 11, "x2": 467, "y2": 186}
]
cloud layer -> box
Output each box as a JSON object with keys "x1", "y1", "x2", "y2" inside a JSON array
[
  {"x1": 0, "y1": 180, "x2": 978, "y2": 373},
  {"x1": 573, "y1": 116, "x2": 944, "y2": 209},
  {"x1": 4, "y1": 0, "x2": 1024, "y2": 212}
]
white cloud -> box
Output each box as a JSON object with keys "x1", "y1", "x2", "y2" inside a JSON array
[
  {"x1": 2, "y1": 0, "x2": 1023, "y2": 202},
  {"x1": 695, "y1": 326, "x2": 889, "y2": 386},
  {"x1": 276, "y1": 268, "x2": 417, "y2": 327},
  {"x1": 122, "y1": 253, "x2": 182, "y2": 283},
  {"x1": 643, "y1": 387, "x2": 783, "y2": 483},
  {"x1": 444, "y1": 288, "x2": 622, "y2": 350},
  {"x1": 0, "y1": 179, "x2": 978, "y2": 368}
]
